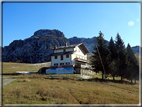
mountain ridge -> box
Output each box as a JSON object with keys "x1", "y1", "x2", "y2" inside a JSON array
[
  {"x1": 68, "y1": 36, "x2": 141, "y2": 55},
  {"x1": 2, "y1": 29, "x2": 141, "y2": 63}
]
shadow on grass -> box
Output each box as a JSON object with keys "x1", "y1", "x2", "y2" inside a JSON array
[
  {"x1": 86, "y1": 77, "x2": 134, "y2": 85},
  {"x1": 2, "y1": 73, "x2": 137, "y2": 85},
  {"x1": 2, "y1": 73, "x2": 22, "y2": 76}
]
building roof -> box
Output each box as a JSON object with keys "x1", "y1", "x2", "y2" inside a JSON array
[
  {"x1": 77, "y1": 43, "x2": 90, "y2": 54},
  {"x1": 53, "y1": 43, "x2": 90, "y2": 54},
  {"x1": 53, "y1": 44, "x2": 78, "y2": 50},
  {"x1": 50, "y1": 51, "x2": 74, "y2": 56}
]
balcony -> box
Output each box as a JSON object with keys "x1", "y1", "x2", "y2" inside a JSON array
[
  {"x1": 74, "y1": 64, "x2": 91, "y2": 69},
  {"x1": 75, "y1": 58, "x2": 88, "y2": 63}
]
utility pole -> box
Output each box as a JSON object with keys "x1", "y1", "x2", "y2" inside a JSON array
[{"x1": 96, "y1": 45, "x2": 106, "y2": 81}]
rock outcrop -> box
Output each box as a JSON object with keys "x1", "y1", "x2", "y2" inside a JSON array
[
  {"x1": 3, "y1": 29, "x2": 69, "y2": 63},
  {"x1": 69, "y1": 36, "x2": 105, "y2": 53}
]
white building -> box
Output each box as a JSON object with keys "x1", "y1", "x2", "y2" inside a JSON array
[
  {"x1": 39, "y1": 43, "x2": 93, "y2": 74},
  {"x1": 51, "y1": 43, "x2": 89, "y2": 67}
]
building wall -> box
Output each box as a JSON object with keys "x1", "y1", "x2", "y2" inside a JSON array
[
  {"x1": 74, "y1": 67, "x2": 94, "y2": 74},
  {"x1": 73, "y1": 47, "x2": 87, "y2": 59},
  {"x1": 80, "y1": 69, "x2": 94, "y2": 75},
  {"x1": 46, "y1": 67, "x2": 74, "y2": 74},
  {"x1": 71, "y1": 46, "x2": 87, "y2": 65},
  {"x1": 51, "y1": 54, "x2": 71, "y2": 66},
  {"x1": 52, "y1": 46, "x2": 87, "y2": 66},
  {"x1": 74, "y1": 46, "x2": 84, "y2": 56},
  {"x1": 54, "y1": 48, "x2": 74, "y2": 53}
]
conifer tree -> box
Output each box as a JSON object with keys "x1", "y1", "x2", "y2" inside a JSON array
[
  {"x1": 126, "y1": 44, "x2": 139, "y2": 83},
  {"x1": 91, "y1": 31, "x2": 110, "y2": 80},
  {"x1": 108, "y1": 37, "x2": 118, "y2": 80},
  {"x1": 115, "y1": 33, "x2": 127, "y2": 81},
  {"x1": 134, "y1": 63, "x2": 139, "y2": 84}
]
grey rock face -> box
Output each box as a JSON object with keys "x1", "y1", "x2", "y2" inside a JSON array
[
  {"x1": 68, "y1": 36, "x2": 141, "y2": 55},
  {"x1": 68, "y1": 36, "x2": 98, "y2": 53},
  {"x1": 69, "y1": 36, "x2": 84, "y2": 44},
  {"x1": 3, "y1": 29, "x2": 69, "y2": 63},
  {"x1": 33, "y1": 29, "x2": 65, "y2": 37}
]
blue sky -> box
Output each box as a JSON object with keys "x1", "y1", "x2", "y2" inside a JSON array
[{"x1": 3, "y1": 2, "x2": 140, "y2": 47}]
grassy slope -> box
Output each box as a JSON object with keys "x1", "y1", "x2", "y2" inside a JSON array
[
  {"x1": 3, "y1": 74, "x2": 139, "y2": 104},
  {"x1": 2, "y1": 62, "x2": 139, "y2": 104},
  {"x1": 2, "y1": 62, "x2": 51, "y2": 74}
]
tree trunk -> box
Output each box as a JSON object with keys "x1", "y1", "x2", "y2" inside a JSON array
[
  {"x1": 121, "y1": 76, "x2": 123, "y2": 81},
  {"x1": 102, "y1": 73, "x2": 104, "y2": 80},
  {"x1": 113, "y1": 76, "x2": 115, "y2": 81},
  {"x1": 131, "y1": 78, "x2": 133, "y2": 84}
]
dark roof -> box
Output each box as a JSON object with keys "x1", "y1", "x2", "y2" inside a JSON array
[
  {"x1": 50, "y1": 51, "x2": 74, "y2": 56},
  {"x1": 78, "y1": 43, "x2": 89, "y2": 54}
]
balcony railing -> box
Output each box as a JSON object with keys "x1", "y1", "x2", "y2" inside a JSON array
[
  {"x1": 74, "y1": 64, "x2": 91, "y2": 69},
  {"x1": 75, "y1": 58, "x2": 88, "y2": 62}
]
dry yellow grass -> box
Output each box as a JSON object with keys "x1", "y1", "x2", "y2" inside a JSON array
[
  {"x1": 2, "y1": 62, "x2": 51, "y2": 74},
  {"x1": 2, "y1": 62, "x2": 140, "y2": 104},
  {"x1": 3, "y1": 74, "x2": 139, "y2": 104}
]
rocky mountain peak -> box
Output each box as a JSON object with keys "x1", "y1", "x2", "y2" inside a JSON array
[
  {"x1": 33, "y1": 29, "x2": 65, "y2": 38},
  {"x1": 3, "y1": 29, "x2": 69, "y2": 63}
]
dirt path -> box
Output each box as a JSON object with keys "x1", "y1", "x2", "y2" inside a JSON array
[
  {"x1": 3, "y1": 77, "x2": 16, "y2": 86},
  {"x1": 1, "y1": 77, "x2": 16, "y2": 105}
]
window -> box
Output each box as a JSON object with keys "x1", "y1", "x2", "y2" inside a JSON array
[
  {"x1": 54, "y1": 63, "x2": 58, "y2": 66},
  {"x1": 66, "y1": 55, "x2": 69, "y2": 58},
  {"x1": 66, "y1": 62, "x2": 70, "y2": 65},
  {"x1": 61, "y1": 55, "x2": 63, "y2": 60},
  {"x1": 55, "y1": 56, "x2": 57, "y2": 59},
  {"x1": 60, "y1": 63, "x2": 64, "y2": 65},
  {"x1": 63, "y1": 49, "x2": 66, "y2": 52}
]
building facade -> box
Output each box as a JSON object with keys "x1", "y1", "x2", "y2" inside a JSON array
[
  {"x1": 51, "y1": 43, "x2": 88, "y2": 66},
  {"x1": 39, "y1": 43, "x2": 93, "y2": 74}
]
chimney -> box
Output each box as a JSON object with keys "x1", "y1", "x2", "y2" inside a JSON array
[{"x1": 66, "y1": 43, "x2": 68, "y2": 47}]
